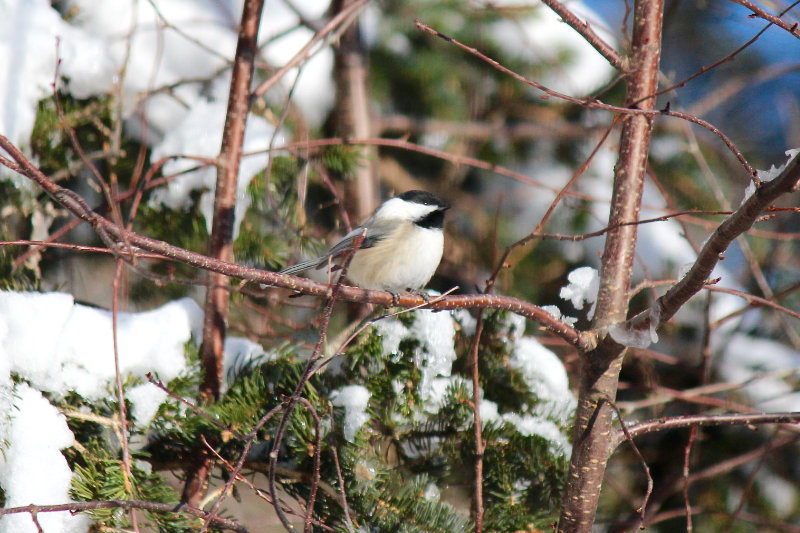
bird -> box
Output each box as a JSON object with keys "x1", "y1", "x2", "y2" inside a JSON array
[{"x1": 280, "y1": 190, "x2": 449, "y2": 299}]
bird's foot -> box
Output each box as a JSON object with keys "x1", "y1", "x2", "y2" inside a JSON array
[
  {"x1": 388, "y1": 289, "x2": 401, "y2": 306},
  {"x1": 407, "y1": 288, "x2": 431, "y2": 303}
]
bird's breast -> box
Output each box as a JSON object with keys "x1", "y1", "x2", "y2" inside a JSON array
[{"x1": 346, "y1": 223, "x2": 444, "y2": 291}]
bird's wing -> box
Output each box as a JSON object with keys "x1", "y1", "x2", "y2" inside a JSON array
[
  {"x1": 280, "y1": 219, "x2": 392, "y2": 274},
  {"x1": 325, "y1": 222, "x2": 386, "y2": 259}
]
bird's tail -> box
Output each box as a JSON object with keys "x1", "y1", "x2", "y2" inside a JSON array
[{"x1": 279, "y1": 258, "x2": 323, "y2": 276}]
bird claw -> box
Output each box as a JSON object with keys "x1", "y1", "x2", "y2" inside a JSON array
[
  {"x1": 388, "y1": 290, "x2": 401, "y2": 306},
  {"x1": 408, "y1": 288, "x2": 431, "y2": 303}
]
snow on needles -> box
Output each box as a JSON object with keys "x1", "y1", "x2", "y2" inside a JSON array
[
  {"x1": 0, "y1": 290, "x2": 276, "y2": 531},
  {"x1": 0, "y1": 291, "x2": 202, "y2": 402},
  {"x1": 374, "y1": 309, "x2": 457, "y2": 401},
  {"x1": 331, "y1": 385, "x2": 371, "y2": 442},
  {"x1": 376, "y1": 310, "x2": 575, "y2": 457},
  {"x1": 0, "y1": 384, "x2": 91, "y2": 533},
  {"x1": 559, "y1": 266, "x2": 599, "y2": 320},
  {"x1": 480, "y1": 314, "x2": 575, "y2": 456},
  {"x1": 0, "y1": 0, "x2": 114, "y2": 188},
  {"x1": 148, "y1": 97, "x2": 282, "y2": 238}
]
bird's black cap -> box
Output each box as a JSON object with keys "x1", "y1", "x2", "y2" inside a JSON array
[{"x1": 398, "y1": 190, "x2": 449, "y2": 209}]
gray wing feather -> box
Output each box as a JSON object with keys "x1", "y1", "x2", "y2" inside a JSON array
[
  {"x1": 279, "y1": 257, "x2": 326, "y2": 275},
  {"x1": 280, "y1": 218, "x2": 395, "y2": 274}
]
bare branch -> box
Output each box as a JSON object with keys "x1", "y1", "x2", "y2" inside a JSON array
[
  {"x1": 0, "y1": 500, "x2": 248, "y2": 533},
  {"x1": 414, "y1": 18, "x2": 756, "y2": 178},
  {"x1": 539, "y1": 0, "x2": 625, "y2": 71},
  {"x1": 729, "y1": 0, "x2": 800, "y2": 39},
  {"x1": 624, "y1": 152, "x2": 800, "y2": 336},
  {"x1": 624, "y1": 412, "x2": 800, "y2": 441},
  {"x1": 0, "y1": 133, "x2": 589, "y2": 350}
]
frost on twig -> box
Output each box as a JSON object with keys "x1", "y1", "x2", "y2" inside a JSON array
[
  {"x1": 559, "y1": 266, "x2": 599, "y2": 320},
  {"x1": 608, "y1": 301, "x2": 662, "y2": 349},
  {"x1": 741, "y1": 148, "x2": 800, "y2": 206},
  {"x1": 540, "y1": 305, "x2": 578, "y2": 327}
]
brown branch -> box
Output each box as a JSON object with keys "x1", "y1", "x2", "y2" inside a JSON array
[
  {"x1": 0, "y1": 500, "x2": 248, "y2": 533},
  {"x1": 200, "y1": 402, "x2": 285, "y2": 533},
  {"x1": 730, "y1": 0, "x2": 800, "y2": 39},
  {"x1": 469, "y1": 312, "x2": 486, "y2": 532},
  {"x1": 200, "y1": 0, "x2": 265, "y2": 403},
  {"x1": 269, "y1": 233, "x2": 363, "y2": 531},
  {"x1": 188, "y1": 0, "x2": 265, "y2": 509},
  {"x1": 414, "y1": 18, "x2": 756, "y2": 178},
  {"x1": 623, "y1": 411, "x2": 800, "y2": 441},
  {"x1": 0, "y1": 133, "x2": 589, "y2": 351},
  {"x1": 623, "y1": 151, "x2": 800, "y2": 336},
  {"x1": 539, "y1": 0, "x2": 626, "y2": 71},
  {"x1": 558, "y1": 2, "x2": 664, "y2": 531}
]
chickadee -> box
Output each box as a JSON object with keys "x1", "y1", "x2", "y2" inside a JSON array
[{"x1": 280, "y1": 190, "x2": 449, "y2": 297}]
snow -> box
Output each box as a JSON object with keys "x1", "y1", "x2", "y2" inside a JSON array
[
  {"x1": 374, "y1": 310, "x2": 458, "y2": 401},
  {"x1": 2, "y1": 0, "x2": 334, "y2": 214},
  {"x1": 223, "y1": 336, "x2": 273, "y2": 385},
  {"x1": 473, "y1": 323, "x2": 575, "y2": 456},
  {"x1": 488, "y1": 1, "x2": 615, "y2": 96},
  {"x1": 559, "y1": 266, "x2": 599, "y2": 319},
  {"x1": 0, "y1": 289, "x2": 288, "y2": 529},
  {"x1": 756, "y1": 148, "x2": 800, "y2": 182},
  {"x1": 503, "y1": 413, "x2": 572, "y2": 455},
  {"x1": 147, "y1": 96, "x2": 283, "y2": 238},
  {"x1": 510, "y1": 336, "x2": 576, "y2": 424},
  {"x1": 607, "y1": 303, "x2": 661, "y2": 349},
  {"x1": 540, "y1": 304, "x2": 577, "y2": 327},
  {"x1": 0, "y1": 384, "x2": 91, "y2": 533},
  {"x1": 330, "y1": 384, "x2": 371, "y2": 442},
  {"x1": 126, "y1": 382, "x2": 168, "y2": 428},
  {"x1": 374, "y1": 319, "x2": 409, "y2": 357},
  {"x1": 423, "y1": 482, "x2": 440, "y2": 502},
  {"x1": 0, "y1": 0, "x2": 114, "y2": 189},
  {"x1": 0, "y1": 291, "x2": 203, "y2": 401},
  {"x1": 410, "y1": 310, "x2": 458, "y2": 399}
]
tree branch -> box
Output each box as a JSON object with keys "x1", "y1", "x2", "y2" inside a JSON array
[
  {"x1": 623, "y1": 412, "x2": 800, "y2": 442},
  {"x1": 0, "y1": 132, "x2": 590, "y2": 352},
  {"x1": 558, "y1": 1, "x2": 664, "y2": 531},
  {"x1": 539, "y1": 0, "x2": 626, "y2": 72},
  {"x1": 0, "y1": 500, "x2": 248, "y2": 533}
]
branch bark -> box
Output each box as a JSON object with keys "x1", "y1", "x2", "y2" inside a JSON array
[
  {"x1": 191, "y1": 0, "x2": 264, "y2": 509},
  {"x1": 200, "y1": 0, "x2": 265, "y2": 403},
  {"x1": 332, "y1": 0, "x2": 379, "y2": 220},
  {"x1": 558, "y1": 1, "x2": 664, "y2": 531}
]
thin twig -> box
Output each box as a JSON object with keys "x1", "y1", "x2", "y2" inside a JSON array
[
  {"x1": 624, "y1": 412, "x2": 800, "y2": 441},
  {"x1": 414, "y1": 18, "x2": 756, "y2": 178},
  {"x1": 268, "y1": 232, "x2": 365, "y2": 531},
  {"x1": 0, "y1": 132, "x2": 592, "y2": 350},
  {"x1": 146, "y1": 373, "x2": 248, "y2": 439},
  {"x1": 469, "y1": 312, "x2": 486, "y2": 532},
  {"x1": 682, "y1": 427, "x2": 697, "y2": 533},
  {"x1": 330, "y1": 442, "x2": 356, "y2": 532},
  {"x1": 604, "y1": 398, "x2": 653, "y2": 529},
  {"x1": 252, "y1": 0, "x2": 370, "y2": 98},
  {"x1": 110, "y1": 259, "x2": 138, "y2": 532},
  {"x1": 0, "y1": 501, "x2": 248, "y2": 533}
]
